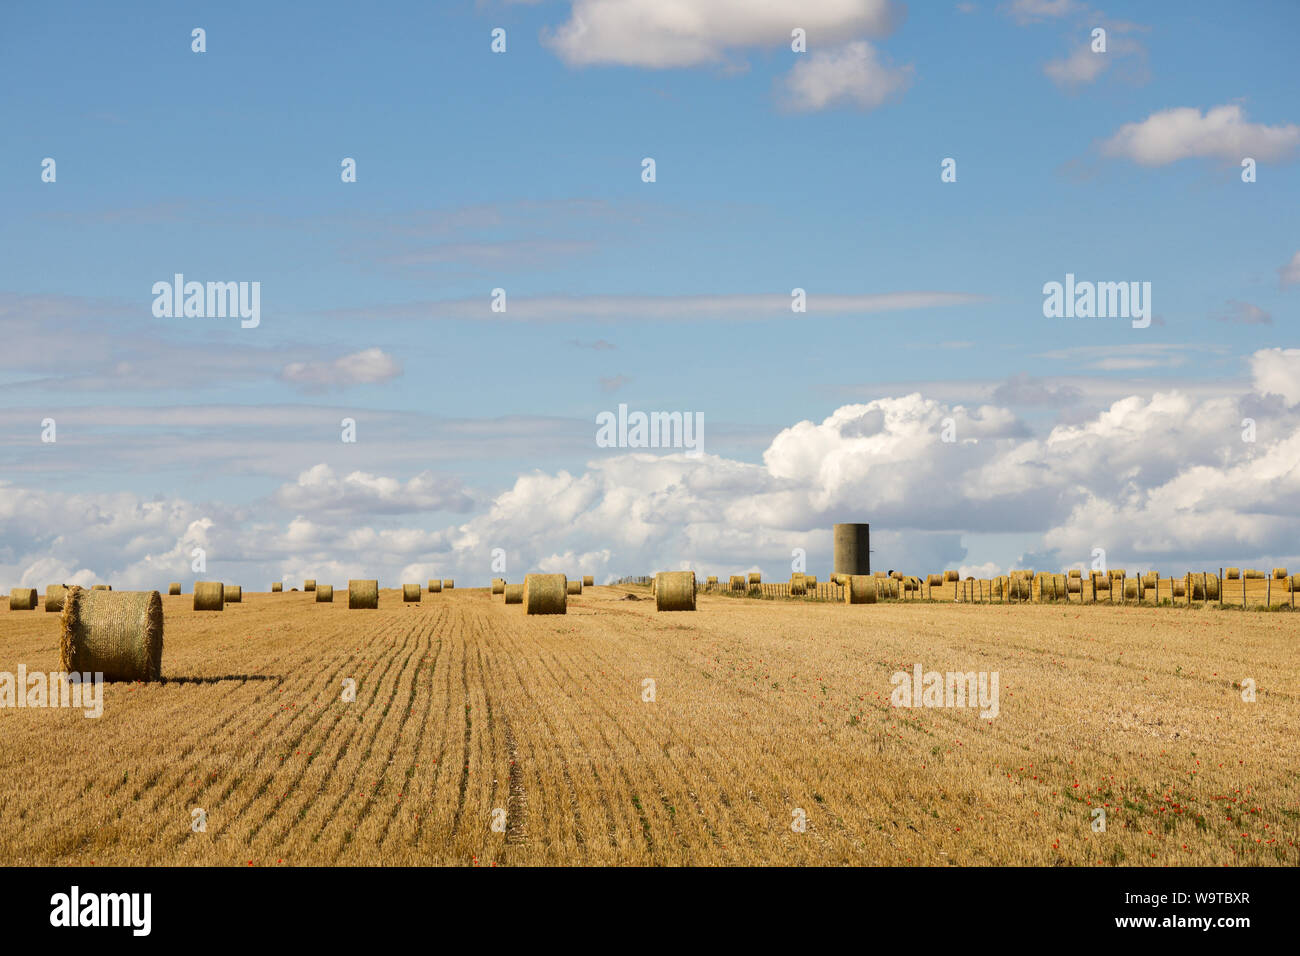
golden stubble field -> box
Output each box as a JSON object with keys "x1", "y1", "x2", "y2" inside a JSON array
[{"x1": 1, "y1": 587, "x2": 1296, "y2": 866}]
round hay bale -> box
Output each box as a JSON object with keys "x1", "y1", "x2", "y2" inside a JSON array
[
  {"x1": 1188, "y1": 574, "x2": 1220, "y2": 600},
  {"x1": 926, "y1": 573, "x2": 943, "y2": 587},
  {"x1": 655, "y1": 571, "x2": 696, "y2": 611},
  {"x1": 168, "y1": 583, "x2": 181, "y2": 595},
  {"x1": 1066, "y1": 576, "x2": 1081, "y2": 594},
  {"x1": 582, "y1": 575, "x2": 594, "y2": 588},
  {"x1": 525, "y1": 574, "x2": 567, "y2": 615},
  {"x1": 1124, "y1": 579, "x2": 1139, "y2": 600},
  {"x1": 890, "y1": 571, "x2": 904, "y2": 581},
  {"x1": 9, "y1": 587, "x2": 37, "y2": 610},
  {"x1": 1243, "y1": 569, "x2": 1265, "y2": 579},
  {"x1": 304, "y1": 579, "x2": 316, "y2": 592},
  {"x1": 884, "y1": 578, "x2": 900, "y2": 599},
  {"x1": 1273, "y1": 567, "x2": 1288, "y2": 580},
  {"x1": 1110, "y1": 569, "x2": 1127, "y2": 579},
  {"x1": 1008, "y1": 577, "x2": 1031, "y2": 600},
  {"x1": 1141, "y1": 572, "x2": 1158, "y2": 588},
  {"x1": 943, "y1": 570, "x2": 959, "y2": 583},
  {"x1": 45, "y1": 584, "x2": 68, "y2": 612},
  {"x1": 1288, "y1": 575, "x2": 1299, "y2": 593},
  {"x1": 806, "y1": 574, "x2": 818, "y2": 588},
  {"x1": 789, "y1": 573, "x2": 807, "y2": 596},
  {"x1": 226, "y1": 585, "x2": 242, "y2": 604},
  {"x1": 193, "y1": 581, "x2": 224, "y2": 611},
  {"x1": 567, "y1": 579, "x2": 583, "y2": 595},
  {"x1": 1225, "y1": 567, "x2": 1240, "y2": 580},
  {"x1": 491, "y1": 578, "x2": 505, "y2": 595},
  {"x1": 845, "y1": 575, "x2": 877, "y2": 605},
  {"x1": 730, "y1": 575, "x2": 745, "y2": 591},
  {"x1": 504, "y1": 583, "x2": 524, "y2": 604},
  {"x1": 271, "y1": 582, "x2": 282, "y2": 593},
  {"x1": 705, "y1": 575, "x2": 718, "y2": 590},
  {"x1": 904, "y1": 576, "x2": 919, "y2": 592},
  {"x1": 91, "y1": 585, "x2": 110, "y2": 591},
  {"x1": 1092, "y1": 575, "x2": 1110, "y2": 592},
  {"x1": 1171, "y1": 578, "x2": 1186, "y2": 597},
  {"x1": 349, "y1": 580, "x2": 379, "y2": 609},
  {"x1": 60, "y1": 587, "x2": 162, "y2": 682},
  {"x1": 747, "y1": 572, "x2": 761, "y2": 586},
  {"x1": 316, "y1": 585, "x2": 334, "y2": 603},
  {"x1": 1068, "y1": 569, "x2": 1081, "y2": 579},
  {"x1": 403, "y1": 583, "x2": 421, "y2": 602},
  {"x1": 442, "y1": 579, "x2": 455, "y2": 590},
  {"x1": 428, "y1": 579, "x2": 442, "y2": 593}
]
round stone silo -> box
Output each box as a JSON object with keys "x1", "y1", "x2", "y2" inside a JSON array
[{"x1": 833, "y1": 523, "x2": 870, "y2": 576}]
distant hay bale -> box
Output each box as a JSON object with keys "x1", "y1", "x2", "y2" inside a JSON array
[
  {"x1": 582, "y1": 575, "x2": 594, "y2": 587},
  {"x1": 1110, "y1": 569, "x2": 1126, "y2": 579},
  {"x1": 1243, "y1": 569, "x2": 1265, "y2": 579},
  {"x1": 704, "y1": 575, "x2": 718, "y2": 589},
  {"x1": 748, "y1": 572, "x2": 761, "y2": 586},
  {"x1": 1092, "y1": 575, "x2": 1110, "y2": 592},
  {"x1": 845, "y1": 575, "x2": 877, "y2": 605},
  {"x1": 1171, "y1": 578, "x2": 1186, "y2": 597},
  {"x1": 193, "y1": 581, "x2": 224, "y2": 611},
  {"x1": 9, "y1": 587, "x2": 37, "y2": 610},
  {"x1": 168, "y1": 583, "x2": 181, "y2": 596},
  {"x1": 442, "y1": 579, "x2": 455, "y2": 590},
  {"x1": 1288, "y1": 575, "x2": 1299, "y2": 593},
  {"x1": 943, "y1": 570, "x2": 958, "y2": 583},
  {"x1": 226, "y1": 585, "x2": 242, "y2": 604},
  {"x1": 304, "y1": 579, "x2": 316, "y2": 592},
  {"x1": 890, "y1": 571, "x2": 904, "y2": 581},
  {"x1": 730, "y1": 575, "x2": 745, "y2": 591},
  {"x1": 832, "y1": 573, "x2": 850, "y2": 586},
  {"x1": 316, "y1": 585, "x2": 334, "y2": 603},
  {"x1": 655, "y1": 571, "x2": 696, "y2": 611},
  {"x1": 883, "y1": 578, "x2": 900, "y2": 599},
  {"x1": 806, "y1": 575, "x2": 818, "y2": 588},
  {"x1": 403, "y1": 583, "x2": 421, "y2": 602},
  {"x1": 91, "y1": 585, "x2": 110, "y2": 591},
  {"x1": 567, "y1": 579, "x2": 583, "y2": 595},
  {"x1": 45, "y1": 584, "x2": 68, "y2": 613},
  {"x1": 1273, "y1": 567, "x2": 1288, "y2": 580},
  {"x1": 1225, "y1": 568, "x2": 1240, "y2": 580},
  {"x1": 271, "y1": 582, "x2": 282, "y2": 592},
  {"x1": 1188, "y1": 574, "x2": 1220, "y2": 600},
  {"x1": 1068, "y1": 569, "x2": 1081, "y2": 579},
  {"x1": 491, "y1": 578, "x2": 505, "y2": 595},
  {"x1": 904, "y1": 576, "x2": 919, "y2": 593},
  {"x1": 1066, "y1": 576, "x2": 1081, "y2": 594},
  {"x1": 349, "y1": 580, "x2": 378, "y2": 609},
  {"x1": 524, "y1": 574, "x2": 567, "y2": 615},
  {"x1": 428, "y1": 580, "x2": 442, "y2": 593},
  {"x1": 1141, "y1": 572, "x2": 1158, "y2": 588},
  {"x1": 504, "y1": 583, "x2": 524, "y2": 604},
  {"x1": 60, "y1": 587, "x2": 163, "y2": 682},
  {"x1": 790, "y1": 573, "x2": 807, "y2": 596},
  {"x1": 926, "y1": 573, "x2": 943, "y2": 587},
  {"x1": 1123, "y1": 579, "x2": 1139, "y2": 600}
]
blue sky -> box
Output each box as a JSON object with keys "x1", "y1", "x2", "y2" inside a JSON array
[{"x1": 2, "y1": 0, "x2": 1298, "y2": 589}]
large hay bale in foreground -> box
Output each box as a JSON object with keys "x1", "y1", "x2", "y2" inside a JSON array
[
  {"x1": 304, "y1": 579, "x2": 316, "y2": 592},
  {"x1": 9, "y1": 587, "x2": 37, "y2": 610},
  {"x1": 442, "y1": 579, "x2": 455, "y2": 590},
  {"x1": 60, "y1": 587, "x2": 163, "y2": 682},
  {"x1": 504, "y1": 583, "x2": 524, "y2": 604},
  {"x1": 428, "y1": 579, "x2": 442, "y2": 593},
  {"x1": 193, "y1": 581, "x2": 224, "y2": 611},
  {"x1": 491, "y1": 578, "x2": 505, "y2": 595},
  {"x1": 582, "y1": 575, "x2": 594, "y2": 587},
  {"x1": 316, "y1": 585, "x2": 334, "y2": 603},
  {"x1": 45, "y1": 584, "x2": 68, "y2": 612},
  {"x1": 403, "y1": 584, "x2": 421, "y2": 602},
  {"x1": 349, "y1": 580, "x2": 379, "y2": 609},
  {"x1": 524, "y1": 574, "x2": 567, "y2": 615},
  {"x1": 271, "y1": 582, "x2": 282, "y2": 592},
  {"x1": 567, "y1": 579, "x2": 583, "y2": 595},
  {"x1": 168, "y1": 583, "x2": 181, "y2": 595},
  {"x1": 226, "y1": 585, "x2": 242, "y2": 604},
  {"x1": 845, "y1": 575, "x2": 877, "y2": 605},
  {"x1": 655, "y1": 571, "x2": 696, "y2": 611},
  {"x1": 729, "y1": 575, "x2": 745, "y2": 591},
  {"x1": 790, "y1": 573, "x2": 807, "y2": 596}
]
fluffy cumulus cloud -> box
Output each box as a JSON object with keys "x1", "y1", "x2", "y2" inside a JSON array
[
  {"x1": 1101, "y1": 105, "x2": 1300, "y2": 166},
  {"x1": 542, "y1": 0, "x2": 902, "y2": 68},
  {"x1": 778, "y1": 41, "x2": 912, "y2": 112},
  {"x1": 6, "y1": 353, "x2": 1300, "y2": 590}
]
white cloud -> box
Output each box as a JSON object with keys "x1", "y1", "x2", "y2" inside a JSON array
[
  {"x1": 1101, "y1": 105, "x2": 1300, "y2": 166},
  {"x1": 1043, "y1": 42, "x2": 1109, "y2": 87},
  {"x1": 778, "y1": 41, "x2": 912, "y2": 112},
  {"x1": 279, "y1": 348, "x2": 402, "y2": 391},
  {"x1": 542, "y1": 0, "x2": 902, "y2": 68},
  {"x1": 1250, "y1": 348, "x2": 1300, "y2": 406},
  {"x1": 1279, "y1": 251, "x2": 1300, "y2": 287},
  {"x1": 272, "y1": 464, "x2": 476, "y2": 514},
  {"x1": 1002, "y1": 0, "x2": 1081, "y2": 24}
]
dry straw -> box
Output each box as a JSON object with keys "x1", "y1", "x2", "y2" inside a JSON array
[
  {"x1": 1274, "y1": 567, "x2": 1288, "y2": 580},
  {"x1": 316, "y1": 585, "x2": 334, "y2": 603},
  {"x1": 730, "y1": 575, "x2": 745, "y2": 592},
  {"x1": 504, "y1": 583, "x2": 524, "y2": 604},
  {"x1": 705, "y1": 575, "x2": 718, "y2": 589},
  {"x1": 45, "y1": 584, "x2": 68, "y2": 613},
  {"x1": 226, "y1": 585, "x2": 242, "y2": 604},
  {"x1": 943, "y1": 570, "x2": 959, "y2": 583},
  {"x1": 9, "y1": 587, "x2": 37, "y2": 610},
  {"x1": 271, "y1": 582, "x2": 282, "y2": 592},
  {"x1": 1244, "y1": 569, "x2": 1265, "y2": 579},
  {"x1": 1124, "y1": 579, "x2": 1139, "y2": 600},
  {"x1": 525, "y1": 574, "x2": 567, "y2": 615},
  {"x1": 582, "y1": 575, "x2": 594, "y2": 587},
  {"x1": 443, "y1": 579, "x2": 455, "y2": 590},
  {"x1": 1068, "y1": 569, "x2": 1081, "y2": 579},
  {"x1": 1141, "y1": 572, "x2": 1158, "y2": 588},
  {"x1": 748, "y1": 572, "x2": 761, "y2": 586},
  {"x1": 491, "y1": 578, "x2": 505, "y2": 595},
  {"x1": 428, "y1": 580, "x2": 442, "y2": 593},
  {"x1": 304, "y1": 579, "x2": 316, "y2": 592},
  {"x1": 349, "y1": 580, "x2": 379, "y2": 609},
  {"x1": 790, "y1": 573, "x2": 807, "y2": 596},
  {"x1": 193, "y1": 581, "x2": 224, "y2": 611},
  {"x1": 168, "y1": 583, "x2": 181, "y2": 595},
  {"x1": 567, "y1": 579, "x2": 583, "y2": 595},
  {"x1": 655, "y1": 571, "x2": 696, "y2": 611},
  {"x1": 926, "y1": 573, "x2": 943, "y2": 587},
  {"x1": 403, "y1": 584, "x2": 421, "y2": 602},
  {"x1": 1188, "y1": 574, "x2": 1220, "y2": 600},
  {"x1": 1225, "y1": 568, "x2": 1240, "y2": 580},
  {"x1": 60, "y1": 586, "x2": 163, "y2": 682},
  {"x1": 1066, "y1": 576, "x2": 1081, "y2": 594},
  {"x1": 846, "y1": 575, "x2": 877, "y2": 605}
]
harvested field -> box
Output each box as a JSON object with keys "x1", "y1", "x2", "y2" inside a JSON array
[{"x1": 0, "y1": 585, "x2": 1295, "y2": 866}]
